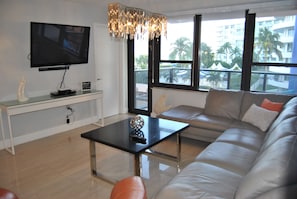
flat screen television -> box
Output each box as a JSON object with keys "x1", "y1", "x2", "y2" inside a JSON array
[{"x1": 30, "y1": 22, "x2": 90, "y2": 68}]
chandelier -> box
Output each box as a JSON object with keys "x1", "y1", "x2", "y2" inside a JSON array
[{"x1": 108, "y1": 3, "x2": 167, "y2": 40}]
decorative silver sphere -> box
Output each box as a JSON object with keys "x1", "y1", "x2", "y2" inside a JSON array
[{"x1": 130, "y1": 115, "x2": 144, "y2": 131}]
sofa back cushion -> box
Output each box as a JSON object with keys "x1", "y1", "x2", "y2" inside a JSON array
[
  {"x1": 258, "y1": 96, "x2": 297, "y2": 152},
  {"x1": 204, "y1": 89, "x2": 244, "y2": 120},
  {"x1": 239, "y1": 92, "x2": 293, "y2": 119},
  {"x1": 268, "y1": 97, "x2": 297, "y2": 131},
  {"x1": 259, "y1": 117, "x2": 297, "y2": 154},
  {"x1": 235, "y1": 135, "x2": 297, "y2": 199}
]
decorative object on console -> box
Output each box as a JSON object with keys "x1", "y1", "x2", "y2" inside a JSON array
[
  {"x1": 82, "y1": 81, "x2": 91, "y2": 91},
  {"x1": 108, "y1": 3, "x2": 167, "y2": 40},
  {"x1": 153, "y1": 94, "x2": 172, "y2": 116},
  {"x1": 130, "y1": 115, "x2": 144, "y2": 131},
  {"x1": 17, "y1": 76, "x2": 29, "y2": 102}
]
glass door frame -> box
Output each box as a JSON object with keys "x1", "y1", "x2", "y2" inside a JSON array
[{"x1": 127, "y1": 39, "x2": 153, "y2": 115}]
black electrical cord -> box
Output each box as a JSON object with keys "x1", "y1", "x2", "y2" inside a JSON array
[{"x1": 59, "y1": 66, "x2": 69, "y2": 89}]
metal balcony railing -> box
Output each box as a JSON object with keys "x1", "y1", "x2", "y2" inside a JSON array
[{"x1": 135, "y1": 68, "x2": 297, "y2": 94}]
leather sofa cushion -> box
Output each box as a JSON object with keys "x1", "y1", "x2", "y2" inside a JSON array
[
  {"x1": 215, "y1": 128, "x2": 265, "y2": 151},
  {"x1": 160, "y1": 106, "x2": 236, "y2": 133},
  {"x1": 195, "y1": 142, "x2": 259, "y2": 176},
  {"x1": 158, "y1": 105, "x2": 203, "y2": 124},
  {"x1": 204, "y1": 88, "x2": 243, "y2": 120},
  {"x1": 155, "y1": 162, "x2": 242, "y2": 199},
  {"x1": 190, "y1": 114, "x2": 234, "y2": 131},
  {"x1": 268, "y1": 97, "x2": 297, "y2": 131},
  {"x1": 235, "y1": 135, "x2": 297, "y2": 199},
  {"x1": 255, "y1": 184, "x2": 297, "y2": 199},
  {"x1": 179, "y1": 126, "x2": 221, "y2": 142},
  {"x1": 283, "y1": 96, "x2": 297, "y2": 108},
  {"x1": 260, "y1": 116, "x2": 297, "y2": 152},
  {"x1": 230, "y1": 119, "x2": 264, "y2": 133}
]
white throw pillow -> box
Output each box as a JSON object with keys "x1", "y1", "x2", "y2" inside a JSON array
[{"x1": 242, "y1": 104, "x2": 278, "y2": 131}]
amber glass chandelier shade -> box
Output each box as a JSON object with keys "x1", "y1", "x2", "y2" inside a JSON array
[{"x1": 108, "y1": 3, "x2": 167, "y2": 40}]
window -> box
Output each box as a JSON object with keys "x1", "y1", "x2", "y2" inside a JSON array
[
  {"x1": 128, "y1": 33, "x2": 152, "y2": 115},
  {"x1": 129, "y1": 12, "x2": 297, "y2": 95},
  {"x1": 134, "y1": 37, "x2": 149, "y2": 110},
  {"x1": 251, "y1": 15, "x2": 297, "y2": 94},
  {"x1": 199, "y1": 17, "x2": 245, "y2": 90},
  {"x1": 158, "y1": 21, "x2": 194, "y2": 87}
]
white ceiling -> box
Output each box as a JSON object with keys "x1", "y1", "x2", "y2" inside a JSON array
[
  {"x1": 70, "y1": 0, "x2": 297, "y2": 16},
  {"x1": 61, "y1": 0, "x2": 297, "y2": 24}
]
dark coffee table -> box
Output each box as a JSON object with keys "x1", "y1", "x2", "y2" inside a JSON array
[{"x1": 81, "y1": 115, "x2": 189, "y2": 184}]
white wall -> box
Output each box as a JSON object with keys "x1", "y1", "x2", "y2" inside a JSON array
[
  {"x1": 93, "y1": 24, "x2": 128, "y2": 117},
  {"x1": 0, "y1": 0, "x2": 123, "y2": 148},
  {"x1": 152, "y1": 87, "x2": 208, "y2": 113}
]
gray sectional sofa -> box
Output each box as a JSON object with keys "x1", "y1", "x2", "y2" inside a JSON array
[
  {"x1": 159, "y1": 88, "x2": 294, "y2": 142},
  {"x1": 155, "y1": 89, "x2": 297, "y2": 199}
]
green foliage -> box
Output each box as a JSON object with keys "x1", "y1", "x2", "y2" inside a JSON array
[
  {"x1": 231, "y1": 56, "x2": 242, "y2": 68},
  {"x1": 163, "y1": 28, "x2": 283, "y2": 89},
  {"x1": 254, "y1": 27, "x2": 283, "y2": 62},
  {"x1": 217, "y1": 42, "x2": 233, "y2": 63},
  {"x1": 213, "y1": 60, "x2": 230, "y2": 69},
  {"x1": 205, "y1": 71, "x2": 221, "y2": 87},
  {"x1": 169, "y1": 37, "x2": 193, "y2": 60},
  {"x1": 229, "y1": 73, "x2": 242, "y2": 90},
  {"x1": 135, "y1": 55, "x2": 148, "y2": 69},
  {"x1": 201, "y1": 42, "x2": 214, "y2": 68}
]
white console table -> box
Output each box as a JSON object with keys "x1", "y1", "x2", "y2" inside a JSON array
[{"x1": 0, "y1": 90, "x2": 104, "y2": 155}]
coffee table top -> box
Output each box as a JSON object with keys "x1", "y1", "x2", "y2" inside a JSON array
[{"x1": 81, "y1": 115, "x2": 189, "y2": 154}]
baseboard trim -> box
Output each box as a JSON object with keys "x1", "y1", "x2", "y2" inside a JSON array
[{"x1": 0, "y1": 116, "x2": 99, "y2": 150}]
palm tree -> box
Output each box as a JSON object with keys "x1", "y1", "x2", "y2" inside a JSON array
[
  {"x1": 230, "y1": 46, "x2": 242, "y2": 69},
  {"x1": 200, "y1": 42, "x2": 214, "y2": 68},
  {"x1": 217, "y1": 42, "x2": 233, "y2": 63},
  {"x1": 254, "y1": 27, "x2": 283, "y2": 62},
  {"x1": 135, "y1": 55, "x2": 148, "y2": 69},
  {"x1": 230, "y1": 47, "x2": 241, "y2": 59},
  {"x1": 169, "y1": 37, "x2": 193, "y2": 60},
  {"x1": 206, "y1": 71, "x2": 221, "y2": 87}
]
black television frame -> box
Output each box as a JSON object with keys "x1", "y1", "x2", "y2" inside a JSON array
[{"x1": 30, "y1": 22, "x2": 91, "y2": 70}]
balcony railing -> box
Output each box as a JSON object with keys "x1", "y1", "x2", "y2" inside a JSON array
[{"x1": 135, "y1": 68, "x2": 297, "y2": 94}]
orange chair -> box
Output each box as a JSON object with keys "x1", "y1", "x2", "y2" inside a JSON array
[
  {"x1": 0, "y1": 188, "x2": 19, "y2": 199},
  {"x1": 110, "y1": 176, "x2": 147, "y2": 199}
]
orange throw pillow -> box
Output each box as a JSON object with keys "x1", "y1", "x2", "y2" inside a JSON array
[{"x1": 261, "y1": 98, "x2": 283, "y2": 112}]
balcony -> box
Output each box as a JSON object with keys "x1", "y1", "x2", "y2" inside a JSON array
[{"x1": 135, "y1": 67, "x2": 297, "y2": 95}]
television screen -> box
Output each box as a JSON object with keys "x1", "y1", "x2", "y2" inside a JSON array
[{"x1": 30, "y1": 22, "x2": 90, "y2": 67}]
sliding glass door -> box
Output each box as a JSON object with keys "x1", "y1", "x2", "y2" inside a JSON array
[{"x1": 128, "y1": 34, "x2": 152, "y2": 115}]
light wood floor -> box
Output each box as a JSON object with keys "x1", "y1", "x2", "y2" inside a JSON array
[{"x1": 0, "y1": 114, "x2": 209, "y2": 199}]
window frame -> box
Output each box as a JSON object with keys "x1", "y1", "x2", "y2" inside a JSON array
[
  {"x1": 153, "y1": 19, "x2": 196, "y2": 90},
  {"x1": 250, "y1": 14, "x2": 297, "y2": 93},
  {"x1": 129, "y1": 11, "x2": 297, "y2": 94}
]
